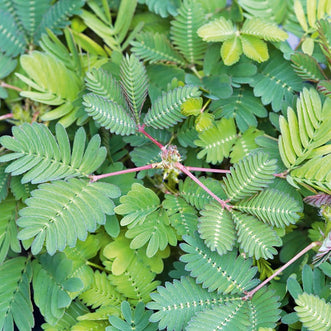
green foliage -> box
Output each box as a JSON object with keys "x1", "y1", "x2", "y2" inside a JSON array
[
  {"x1": 0, "y1": 123, "x2": 107, "y2": 184},
  {"x1": 0, "y1": 1, "x2": 329, "y2": 330},
  {"x1": 0, "y1": 257, "x2": 34, "y2": 331}
]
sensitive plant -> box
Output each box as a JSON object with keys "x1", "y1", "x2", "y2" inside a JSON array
[{"x1": 0, "y1": 0, "x2": 330, "y2": 330}]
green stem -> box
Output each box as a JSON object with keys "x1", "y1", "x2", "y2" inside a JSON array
[{"x1": 87, "y1": 261, "x2": 106, "y2": 271}]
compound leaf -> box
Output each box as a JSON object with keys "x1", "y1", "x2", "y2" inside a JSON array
[
  {"x1": 0, "y1": 123, "x2": 107, "y2": 184},
  {"x1": 222, "y1": 152, "x2": 277, "y2": 202},
  {"x1": 180, "y1": 233, "x2": 259, "y2": 295},
  {"x1": 17, "y1": 178, "x2": 120, "y2": 255}
]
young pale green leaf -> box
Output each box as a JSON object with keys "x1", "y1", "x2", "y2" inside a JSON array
[
  {"x1": 0, "y1": 257, "x2": 34, "y2": 331},
  {"x1": 240, "y1": 35, "x2": 269, "y2": 63},
  {"x1": 222, "y1": 152, "x2": 277, "y2": 202},
  {"x1": 194, "y1": 118, "x2": 237, "y2": 164},
  {"x1": 0, "y1": 123, "x2": 107, "y2": 184},
  {"x1": 180, "y1": 233, "x2": 259, "y2": 295},
  {"x1": 180, "y1": 97, "x2": 203, "y2": 116},
  {"x1": 301, "y1": 37, "x2": 315, "y2": 56},
  {"x1": 198, "y1": 201, "x2": 236, "y2": 255},
  {"x1": 17, "y1": 179, "x2": 120, "y2": 255},
  {"x1": 294, "y1": 0, "x2": 308, "y2": 32},
  {"x1": 231, "y1": 211, "x2": 282, "y2": 259},
  {"x1": 295, "y1": 293, "x2": 331, "y2": 331},
  {"x1": 198, "y1": 16, "x2": 235, "y2": 42},
  {"x1": 114, "y1": 183, "x2": 160, "y2": 228},
  {"x1": 126, "y1": 210, "x2": 177, "y2": 257},
  {"x1": 221, "y1": 36, "x2": 243, "y2": 66},
  {"x1": 241, "y1": 18, "x2": 288, "y2": 42}
]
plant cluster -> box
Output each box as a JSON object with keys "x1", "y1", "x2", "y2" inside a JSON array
[{"x1": 0, "y1": 0, "x2": 330, "y2": 330}]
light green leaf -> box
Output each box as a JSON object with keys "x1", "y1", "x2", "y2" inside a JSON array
[
  {"x1": 221, "y1": 36, "x2": 243, "y2": 66},
  {"x1": 198, "y1": 16, "x2": 235, "y2": 42},
  {"x1": 240, "y1": 35, "x2": 269, "y2": 63}
]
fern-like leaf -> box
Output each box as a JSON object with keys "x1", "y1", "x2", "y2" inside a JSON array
[
  {"x1": 223, "y1": 152, "x2": 277, "y2": 202},
  {"x1": 83, "y1": 94, "x2": 137, "y2": 136},
  {"x1": 109, "y1": 258, "x2": 160, "y2": 303},
  {"x1": 179, "y1": 176, "x2": 227, "y2": 209},
  {"x1": 0, "y1": 123, "x2": 107, "y2": 184},
  {"x1": 10, "y1": 175, "x2": 37, "y2": 201},
  {"x1": 147, "y1": 276, "x2": 231, "y2": 331},
  {"x1": 142, "y1": 0, "x2": 180, "y2": 17},
  {"x1": 163, "y1": 194, "x2": 198, "y2": 237},
  {"x1": 126, "y1": 210, "x2": 177, "y2": 257},
  {"x1": 107, "y1": 301, "x2": 157, "y2": 331},
  {"x1": 144, "y1": 85, "x2": 201, "y2": 129},
  {"x1": 0, "y1": 198, "x2": 21, "y2": 263},
  {"x1": 241, "y1": 18, "x2": 288, "y2": 42},
  {"x1": 32, "y1": 253, "x2": 84, "y2": 325},
  {"x1": 131, "y1": 32, "x2": 186, "y2": 65},
  {"x1": 295, "y1": 293, "x2": 331, "y2": 331},
  {"x1": 0, "y1": 257, "x2": 34, "y2": 331},
  {"x1": 170, "y1": 0, "x2": 207, "y2": 64},
  {"x1": 278, "y1": 88, "x2": 331, "y2": 169},
  {"x1": 234, "y1": 188, "x2": 302, "y2": 227},
  {"x1": 114, "y1": 183, "x2": 160, "y2": 228},
  {"x1": 291, "y1": 53, "x2": 326, "y2": 82},
  {"x1": 194, "y1": 118, "x2": 237, "y2": 164},
  {"x1": 198, "y1": 201, "x2": 236, "y2": 255},
  {"x1": 120, "y1": 54, "x2": 149, "y2": 124},
  {"x1": 231, "y1": 211, "x2": 282, "y2": 259},
  {"x1": 79, "y1": 271, "x2": 124, "y2": 309},
  {"x1": 180, "y1": 233, "x2": 259, "y2": 295},
  {"x1": 85, "y1": 68, "x2": 127, "y2": 108},
  {"x1": 0, "y1": 9, "x2": 26, "y2": 57},
  {"x1": 0, "y1": 163, "x2": 9, "y2": 202},
  {"x1": 13, "y1": 0, "x2": 50, "y2": 41},
  {"x1": 249, "y1": 50, "x2": 303, "y2": 112},
  {"x1": 289, "y1": 155, "x2": 331, "y2": 194},
  {"x1": 186, "y1": 301, "x2": 250, "y2": 331},
  {"x1": 34, "y1": 0, "x2": 85, "y2": 42},
  {"x1": 17, "y1": 178, "x2": 120, "y2": 255},
  {"x1": 0, "y1": 54, "x2": 17, "y2": 80}
]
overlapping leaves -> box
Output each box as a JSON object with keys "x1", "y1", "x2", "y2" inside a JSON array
[{"x1": 0, "y1": 123, "x2": 107, "y2": 184}]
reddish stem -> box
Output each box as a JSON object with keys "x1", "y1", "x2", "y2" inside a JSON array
[
  {"x1": 175, "y1": 162, "x2": 232, "y2": 210},
  {"x1": 89, "y1": 163, "x2": 157, "y2": 182},
  {"x1": 185, "y1": 166, "x2": 231, "y2": 174},
  {"x1": 0, "y1": 82, "x2": 22, "y2": 92},
  {"x1": 0, "y1": 113, "x2": 14, "y2": 121},
  {"x1": 138, "y1": 125, "x2": 165, "y2": 150},
  {"x1": 242, "y1": 241, "x2": 321, "y2": 301}
]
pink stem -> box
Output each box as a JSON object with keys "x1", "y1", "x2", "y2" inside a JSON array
[
  {"x1": 89, "y1": 163, "x2": 157, "y2": 182},
  {"x1": 138, "y1": 125, "x2": 165, "y2": 150},
  {"x1": 175, "y1": 162, "x2": 232, "y2": 210},
  {"x1": 242, "y1": 241, "x2": 321, "y2": 301},
  {"x1": 0, "y1": 82, "x2": 22, "y2": 92},
  {"x1": 185, "y1": 166, "x2": 231, "y2": 174},
  {"x1": 0, "y1": 113, "x2": 14, "y2": 121}
]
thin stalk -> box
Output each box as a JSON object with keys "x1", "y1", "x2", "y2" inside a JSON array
[
  {"x1": 185, "y1": 166, "x2": 231, "y2": 174},
  {"x1": 138, "y1": 125, "x2": 165, "y2": 150},
  {"x1": 89, "y1": 163, "x2": 157, "y2": 182},
  {"x1": 0, "y1": 113, "x2": 13, "y2": 121},
  {"x1": 175, "y1": 162, "x2": 232, "y2": 210},
  {"x1": 87, "y1": 261, "x2": 106, "y2": 271},
  {"x1": 242, "y1": 241, "x2": 321, "y2": 301},
  {"x1": 0, "y1": 82, "x2": 22, "y2": 92}
]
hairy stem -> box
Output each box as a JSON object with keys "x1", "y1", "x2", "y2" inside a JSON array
[
  {"x1": 138, "y1": 125, "x2": 165, "y2": 150},
  {"x1": 242, "y1": 241, "x2": 321, "y2": 301},
  {"x1": 185, "y1": 166, "x2": 231, "y2": 174},
  {"x1": 175, "y1": 162, "x2": 232, "y2": 210},
  {"x1": 89, "y1": 163, "x2": 157, "y2": 182},
  {"x1": 0, "y1": 113, "x2": 13, "y2": 121}
]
